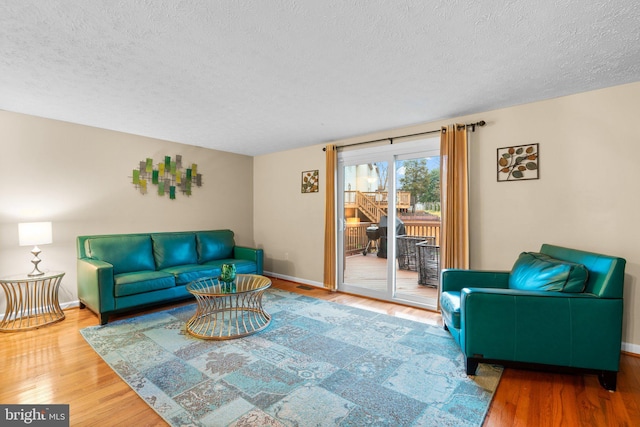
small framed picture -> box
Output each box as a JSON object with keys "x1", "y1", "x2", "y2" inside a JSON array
[
  {"x1": 497, "y1": 143, "x2": 539, "y2": 182},
  {"x1": 301, "y1": 170, "x2": 319, "y2": 193}
]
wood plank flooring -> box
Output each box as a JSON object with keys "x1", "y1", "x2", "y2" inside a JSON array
[{"x1": 0, "y1": 276, "x2": 638, "y2": 426}]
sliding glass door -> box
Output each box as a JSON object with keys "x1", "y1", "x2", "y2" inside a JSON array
[
  {"x1": 337, "y1": 137, "x2": 441, "y2": 310},
  {"x1": 340, "y1": 156, "x2": 391, "y2": 297}
]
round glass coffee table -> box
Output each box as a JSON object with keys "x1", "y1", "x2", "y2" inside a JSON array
[{"x1": 185, "y1": 274, "x2": 271, "y2": 340}]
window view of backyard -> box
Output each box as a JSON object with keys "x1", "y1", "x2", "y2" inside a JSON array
[{"x1": 342, "y1": 155, "x2": 441, "y2": 304}]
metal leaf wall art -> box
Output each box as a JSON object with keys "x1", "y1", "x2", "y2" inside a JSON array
[
  {"x1": 497, "y1": 143, "x2": 539, "y2": 182},
  {"x1": 131, "y1": 154, "x2": 203, "y2": 199}
]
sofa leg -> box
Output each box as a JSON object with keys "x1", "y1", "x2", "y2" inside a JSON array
[
  {"x1": 465, "y1": 358, "x2": 479, "y2": 375},
  {"x1": 99, "y1": 314, "x2": 109, "y2": 326},
  {"x1": 598, "y1": 370, "x2": 617, "y2": 391},
  {"x1": 443, "y1": 323, "x2": 449, "y2": 331},
  {"x1": 79, "y1": 302, "x2": 86, "y2": 309}
]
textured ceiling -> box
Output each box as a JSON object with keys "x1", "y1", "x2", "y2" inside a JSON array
[{"x1": 1, "y1": 0, "x2": 639, "y2": 156}]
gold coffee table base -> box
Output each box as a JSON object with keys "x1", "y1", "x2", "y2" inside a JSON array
[{"x1": 186, "y1": 274, "x2": 271, "y2": 340}]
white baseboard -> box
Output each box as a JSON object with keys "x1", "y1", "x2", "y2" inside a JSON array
[
  {"x1": 622, "y1": 341, "x2": 640, "y2": 356},
  {"x1": 61, "y1": 300, "x2": 80, "y2": 310},
  {"x1": 263, "y1": 271, "x2": 324, "y2": 289},
  {"x1": 0, "y1": 300, "x2": 80, "y2": 321}
]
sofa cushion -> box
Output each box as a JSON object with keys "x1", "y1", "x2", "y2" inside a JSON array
[
  {"x1": 114, "y1": 271, "x2": 175, "y2": 297},
  {"x1": 197, "y1": 230, "x2": 235, "y2": 263},
  {"x1": 440, "y1": 291, "x2": 461, "y2": 330},
  {"x1": 509, "y1": 252, "x2": 589, "y2": 293},
  {"x1": 86, "y1": 235, "x2": 155, "y2": 275},
  {"x1": 161, "y1": 264, "x2": 218, "y2": 286},
  {"x1": 152, "y1": 233, "x2": 197, "y2": 270}
]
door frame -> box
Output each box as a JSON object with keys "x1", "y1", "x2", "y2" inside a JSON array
[{"x1": 337, "y1": 137, "x2": 440, "y2": 308}]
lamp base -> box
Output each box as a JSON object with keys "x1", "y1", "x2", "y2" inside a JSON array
[
  {"x1": 28, "y1": 266, "x2": 45, "y2": 277},
  {"x1": 27, "y1": 246, "x2": 45, "y2": 276}
]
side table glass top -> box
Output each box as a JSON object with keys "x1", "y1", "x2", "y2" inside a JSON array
[{"x1": 0, "y1": 270, "x2": 65, "y2": 282}]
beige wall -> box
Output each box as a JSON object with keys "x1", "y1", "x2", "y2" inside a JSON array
[
  {"x1": 2, "y1": 82, "x2": 638, "y2": 350},
  {"x1": 254, "y1": 81, "x2": 640, "y2": 351},
  {"x1": 253, "y1": 145, "x2": 326, "y2": 285},
  {"x1": 0, "y1": 111, "x2": 254, "y2": 307}
]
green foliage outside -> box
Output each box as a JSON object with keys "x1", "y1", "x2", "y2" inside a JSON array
[{"x1": 399, "y1": 159, "x2": 440, "y2": 213}]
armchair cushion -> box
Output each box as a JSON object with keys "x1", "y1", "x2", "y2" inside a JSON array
[
  {"x1": 509, "y1": 252, "x2": 588, "y2": 293},
  {"x1": 440, "y1": 291, "x2": 461, "y2": 329}
]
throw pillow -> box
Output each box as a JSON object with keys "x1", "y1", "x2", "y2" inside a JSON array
[{"x1": 509, "y1": 251, "x2": 588, "y2": 293}]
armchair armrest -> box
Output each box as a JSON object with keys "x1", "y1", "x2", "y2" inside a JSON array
[
  {"x1": 234, "y1": 246, "x2": 264, "y2": 275},
  {"x1": 77, "y1": 258, "x2": 115, "y2": 313},
  {"x1": 461, "y1": 287, "x2": 623, "y2": 371},
  {"x1": 441, "y1": 269, "x2": 510, "y2": 293}
]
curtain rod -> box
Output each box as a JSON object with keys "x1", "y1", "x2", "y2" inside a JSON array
[{"x1": 323, "y1": 120, "x2": 486, "y2": 151}]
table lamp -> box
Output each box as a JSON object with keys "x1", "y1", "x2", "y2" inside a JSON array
[{"x1": 18, "y1": 221, "x2": 53, "y2": 276}]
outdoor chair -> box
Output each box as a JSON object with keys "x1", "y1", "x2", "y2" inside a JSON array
[
  {"x1": 396, "y1": 235, "x2": 434, "y2": 270},
  {"x1": 417, "y1": 242, "x2": 440, "y2": 287}
]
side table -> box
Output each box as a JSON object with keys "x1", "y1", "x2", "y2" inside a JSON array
[{"x1": 0, "y1": 271, "x2": 65, "y2": 331}]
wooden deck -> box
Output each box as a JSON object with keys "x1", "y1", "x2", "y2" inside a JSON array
[{"x1": 343, "y1": 252, "x2": 438, "y2": 300}]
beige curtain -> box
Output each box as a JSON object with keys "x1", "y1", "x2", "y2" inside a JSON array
[
  {"x1": 323, "y1": 144, "x2": 337, "y2": 291},
  {"x1": 440, "y1": 125, "x2": 470, "y2": 271}
]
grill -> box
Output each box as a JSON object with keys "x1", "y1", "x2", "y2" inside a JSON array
[
  {"x1": 377, "y1": 215, "x2": 405, "y2": 258},
  {"x1": 362, "y1": 225, "x2": 380, "y2": 255}
]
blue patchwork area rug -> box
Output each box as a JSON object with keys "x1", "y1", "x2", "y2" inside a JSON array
[{"x1": 80, "y1": 288, "x2": 502, "y2": 426}]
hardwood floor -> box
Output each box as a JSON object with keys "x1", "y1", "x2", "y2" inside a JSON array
[{"x1": 1, "y1": 276, "x2": 638, "y2": 426}]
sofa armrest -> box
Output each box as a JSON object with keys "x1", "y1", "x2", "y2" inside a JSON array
[
  {"x1": 77, "y1": 258, "x2": 115, "y2": 313},
  {"x1": 234, "y1": 246, "x2": 264, "y2": 275},
  {"x1": 461, "y1": 287, "x2": 623, "y2": 371},
  {"x1": 441, "y1": 269, "x2": 510, "y2": 293}
]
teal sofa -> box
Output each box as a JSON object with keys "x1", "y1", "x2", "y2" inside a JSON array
[
  {"x1": 440, "y1": 244, "x2": 626, "y2": 390},
  {"x1": 77, "y1": 230, "x2": 263, "y2": 325}
]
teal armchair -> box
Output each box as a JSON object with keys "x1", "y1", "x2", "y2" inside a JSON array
[{"x1": 440, "y1": 244, "x2": 626, "y2": 390}]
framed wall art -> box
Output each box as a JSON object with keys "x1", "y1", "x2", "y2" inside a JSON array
[
  {"x1": 497, "y1": 143, "x2": 539, "y2": 182},
  {"x1": 301, "y1": 170, "x2": 319, "y2": 193}
]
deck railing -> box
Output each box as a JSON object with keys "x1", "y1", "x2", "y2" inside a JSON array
[
  {"x1": 344, "y1": 222, "x2": 373, "y2": 255},
  {"x1": 355, "y1": 192, "x2": 385, "y2": 224},
  {"x1": 344, "y1": 219, "x2": 440, "y2": 256},
  {"x1": 344, "y1": 191, "x2": 412, "y2": 211},
  {"x1": 402, "y1": 220, "x2": 441, "y2": 246}
]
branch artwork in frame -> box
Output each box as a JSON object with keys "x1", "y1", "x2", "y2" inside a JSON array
[
  {"x1": 497, "y1": 143, "x2": 539, "y2": 182},
  {"x1": 301, "y1": 170, "x2": 319, "y2": 193}
]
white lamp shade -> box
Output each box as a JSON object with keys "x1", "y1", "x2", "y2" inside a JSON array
[{"x1": 18, "y1": 222, "x2": 53, "y2": 246}]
